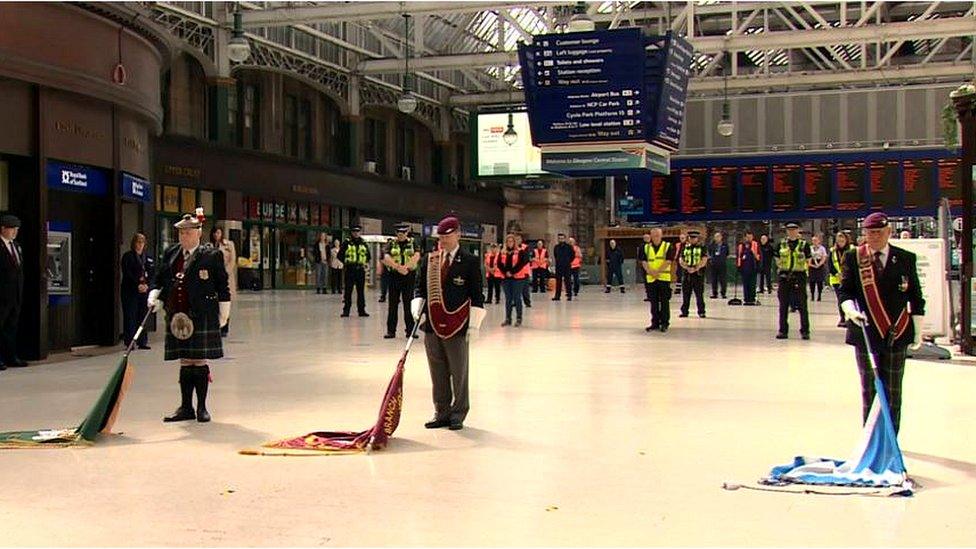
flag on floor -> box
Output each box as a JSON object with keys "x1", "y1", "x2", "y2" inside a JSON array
[
  {"x1": 0, "y1": 353, "x2": 135, "y2": 449},
  {"x1": 753, "y1": 375, "x2": 913, "y2": 497},
  {"x1": 241, "y1": 353, "x2": 406, "y2": 456}
]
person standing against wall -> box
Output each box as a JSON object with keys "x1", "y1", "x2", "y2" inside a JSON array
[
  {"x1": 605, "y1": 239, "x2": 625, "y2": 294},
  {"x1": 210, "y1": 226, "x2": 237, "y2": 337},
  {"x1": 484, "y1": 243, "x2": 502, "y2": 305},
  {"x1": 121, "y1": 232, "x2": 154, "y2": 350},
  {"x1": 531, "y1": 239, "x2": 550, "y2": 294}
]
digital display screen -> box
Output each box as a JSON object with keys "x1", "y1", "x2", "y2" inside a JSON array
[
  {"x1": 740, "y1": 166, "x2": 768, "y2": 213},
  {"x1": 870, "y1": 161, "x2": 901, "y2": 209},
  {"x1": 771, "y1": 164, "x2": 801, "y2": 212},
  {"x1": 680, "y1": 168, "x2": 707, "y2": 214},
  {"x1": 937, "y1": 157, "x2": 962, "y2": 208},
  {"x1": 475, "y1": 112, "x2": 548, "y2": 177},
  {"x1": 836, "y1": 162, "x2": 867, "y2": 211},
  {"x1": 709, "y1": 167, "x2": 736, "y2": 214},
  {"x1": 904, "y1": 159, "x2": 935, "y2": 211},
  {"x1": 650, "y1": 174, "x2": 678, "y2": 215},
  {"x1": 803, "y1": 164, "x2": 831, "y2": 212}
]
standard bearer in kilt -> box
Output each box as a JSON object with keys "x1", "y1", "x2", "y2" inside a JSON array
[{"x1": 148, "y1": 209, "x2": 231, "y2": 423}]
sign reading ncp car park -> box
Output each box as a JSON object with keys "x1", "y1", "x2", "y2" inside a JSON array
[{"x1": 518, "y1": 29, "x2": 692, "y2": 176}]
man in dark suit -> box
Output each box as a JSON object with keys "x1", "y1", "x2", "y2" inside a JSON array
[
  {"x1": 412, "y1": 215, "x2": 485, "y2": 431},
  {"x1": 148, "y1": 210, "x2": 231, "y2": 423},
  {"x1": 838, "y1": 212, "x2": 925, "y2": 435},
  {"x1": 0, "y1": 213, "x2": 26, "y2": 369},
  {"x1": 551, "y1": 233, "x2": 574, "y2": 301}
]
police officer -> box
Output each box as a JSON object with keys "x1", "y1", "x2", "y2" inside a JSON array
[
  {"x1": 147, "y1": 210, "x2": 231, "y2": 423},
  {"x1": 838, "y1": 212, "x2": 924, "y2": 435},
  {"x1": 339, "y1": 225, "x2": 371, "y2": 318},
  {"x1": 643, "y1": 228, "x2": 676, "y2": 332},
  {"x1": 383, "y1": 223, "x2": 420, "y2": 339},
  {"x1": 678, "y1": 230, "x2": 707, "y2": 318},
  {"x1": 774, "y1": 222, "x2": 812, "y2": 340}
]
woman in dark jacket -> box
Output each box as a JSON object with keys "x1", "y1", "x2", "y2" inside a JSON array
[
  {"x1": 121, "y1": 232, "x2": 154, "y2": 349},
  {"x1": 758, "y1": 234, "x2": 775, "y2": 294},
  {"x1": 604, "y1": 239, "x2": 625, "y2": 293}
]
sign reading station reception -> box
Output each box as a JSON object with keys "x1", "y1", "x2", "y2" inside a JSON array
[{"x1": 518, "y1": 29, "x2": 692, "y2": 175}]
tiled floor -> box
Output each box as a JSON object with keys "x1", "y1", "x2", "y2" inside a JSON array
[{"x1": 0, "y1": 287, "x2": 973, "y2": 546}]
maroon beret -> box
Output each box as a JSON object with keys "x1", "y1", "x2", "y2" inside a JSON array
[
  {"x1": 862, "y1": 212, "x2": 889, "y2": 229},
  {"x1": 436, "y1": 216, "x2": 460, "y2": 236}
]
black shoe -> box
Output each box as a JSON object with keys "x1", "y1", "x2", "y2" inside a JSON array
[
  {"x1": 710, "y1": 295, "x2": 718, "y2": 299},
  {"x1": 163, "y1": 407, "x2": 196, "y2": 422},
  {"x1": 0, "y1": 362, "x2": 6, "y2": 371},
  {"x1": 449, "y1": 422, "x2": 463, "y2": 431},
  {"x1": 552, "y1": 297, "x2": 560, "y2": 301},
  {"x1": 643, "y1": 298, "x2": 651, "y2": 302},
  {"x1": 679, "y1": 312, "x2": 689, "y2": 318},
  {"x1": 525, "y1": 303, "x2": 532, "y2": 308},
  {"x1": 775, "y1": 333, "x2": 788, "y2": 340},
  {"x1": 411, "y1": 334, "x2": 419, "y2": 339},
  {"x1": 495, "y1": 300, "x2": 500, "y2": 304},
  {"x1": 340, "y1": 312, "x2": 350, "y2": 317},
  {"x1": 359, "y1": 312, "x2": 370, "y2": 317},
  {"x1": 515, "y1": 319, "x2": 522, "y2": 327},
  {"x1": 645, "y1": 325, "x2": 658, "y2": 332},
  {"x1": 501, "y1": 319, "x2": 512, "y2": 326},
  {"x1": 378, "y1": 298, "x2": 386, "y2": 303},
  {"x1": 698, "y1": 313, "x2": 706, "y2": 318},
  {"x1": 425, "y1": 419, "x2": 451, "y2": 429},
  {"x1": 660, "y1": 326, "x2": 668, "y2": 333},
  {"x1": 801, "y1": 332, "x2": 811, "y2": 340},
  {"x1": 605, "y1": 287, "x2": 611, "y2": 293},
  {"x1": 138, "y1": 345, "x2": 152, "y2": 350},
  {"x1": 620, "y1": 287, "x2": 625, "y2": 294},
  {"x1": 383, "y1": 333, "x2": 396, "y2": 339},
  {"x1": 837, "y1": 320, "x2": 848, "y2": 328}
]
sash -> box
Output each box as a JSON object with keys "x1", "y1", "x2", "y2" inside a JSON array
[
  {"x1": 426, "y1": 250, "x2": 470, "y2": 339},
  {"x1": 856, "y1": 244, "x2": 910, "y2": 343}
]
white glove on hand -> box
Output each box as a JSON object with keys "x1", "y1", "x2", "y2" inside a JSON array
[
  {"x1": 468, "y1": 306, "x2": 486, "y2": 330},
  {"x1": 840, "y1": 300, "x2": 867, "y2": 325},
  {"x1": 410, "y1": 298, "x2": 425, "y2": 321},
  {"x1": 911, "y1": 315, "x2": 923, "y2": 348},
  {"x1": 219, "y1": 302, "x2": 231, "y2": 328},
  {"x1": 147, "y1": 289, "x2": 161, "y2": 312}
]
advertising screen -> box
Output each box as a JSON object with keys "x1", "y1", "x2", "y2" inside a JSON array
[{"x1": 475, "y1": 112, "x2": 548, "y2": 178}]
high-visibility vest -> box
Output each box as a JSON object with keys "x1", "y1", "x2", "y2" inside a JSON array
[
  {"x1": 681, "y1": 244, "x2": 704, "y2": 270},
  {"x1": 571, "y1": 245, "x2": 582, "y2": 268},
  {"x1": 736, "y1": 240, "x2": 760, "y2": 268},
  {"x1": 389, "y1": 240, "x2": 416, "y2": 271},
  {"x1": 532, "y1": 248, "x2": 549, "y2": 269},
  {"x1": 644, "y1": 241, "x2": 672, "y2": 283},
  {"x1": 344, "y1": 242, "x2": 368, "y2": 265},
  {"x1": 484, "y1": 253, "x2": 503, "y2": 278},
  {"x1": 829, "y1": 246, "x2": 847, "y2": 285},
  {"x1": 500, "y1": 249, "x2": 529, "y2": 279},
  {"x1": 777, "y1": 240, "x2": 808, "y2": 273}
]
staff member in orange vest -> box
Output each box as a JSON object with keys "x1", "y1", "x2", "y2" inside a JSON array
[
  {"x1": 531, "y1": 240, "x2": 550, "y2": 294},
  {"x1": 498, "y1": 233, "x2": 530, "y2": 327},
  {"x1": 569, "y1": 237, "x2": 582, "y2": 297},
  {"x1": 483, "y1": 243, "x2": 502, "y2": 305},
  {"x1": 837, "y1": 212, "x2": 924, "y2": 435}
]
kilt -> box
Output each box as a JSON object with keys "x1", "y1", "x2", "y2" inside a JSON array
[{"x1": 164, "y1": 311, "x2": 223, "y2": 361}]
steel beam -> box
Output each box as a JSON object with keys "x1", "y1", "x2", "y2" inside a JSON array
[
  {"x1": 241, "y1": 2, "x2": 548, "y2": 27},
  {"x1": 359, "y1": 50, "x2": 518, "y2": 74}
]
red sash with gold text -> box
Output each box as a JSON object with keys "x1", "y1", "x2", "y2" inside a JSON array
[
  {"x1": 427, "y1": 250, "x2": 470, "y2": 339},
  {"x1": 856, "y1": 244, "x2": 910, "y2": 342}
]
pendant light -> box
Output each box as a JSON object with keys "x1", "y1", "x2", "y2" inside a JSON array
[
  {"x1": 716, "y1": 53, "x2": 733, "y2": 137},
  {"x1": 397, "y1": 13, "x2": 418, "y2": 114},
  {"x1": 227, "y1": 4, "x2": 251, "y2": 63}
]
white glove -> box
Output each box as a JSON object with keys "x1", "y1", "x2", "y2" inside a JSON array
[
  {"x1": 411, "y1": 298, "x2": 424, "y2": 321},
  {"x1": 911, "y1": 315, "x2": 923, "y2": 348},
  {"x1": 468, "y1": 306, "x2": 486, "y2": 330},
  {"x1": 219, "y1": 302, "x2": 231, "y2": 328},
  {"x1": 147, "y1": 289, "x2": 161, "y2": 312},
  {"x1": 840, "y1": 300, "x2": 867, "y2": 325}
]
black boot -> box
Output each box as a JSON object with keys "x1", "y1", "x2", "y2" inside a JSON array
[
  {"x1": 164, "y1": 366, "x2": 196, "y2": 422},
  {"x1": 194, "y1": 365, "x2": 211, "y2": 423}
]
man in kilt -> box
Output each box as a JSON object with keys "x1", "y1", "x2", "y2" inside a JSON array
[{"x1": 148, "y1": 210, "x2": 231, "y2": 423}]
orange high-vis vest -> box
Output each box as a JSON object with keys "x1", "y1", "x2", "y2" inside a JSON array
[
  {"x1": 500, "y1": 248, "x2": 530, "y2": 279},
  {"x1": 532, "y1": 248, "x2": 549, "y2": 269},
  {"x1": 736, "y1": 240, "x2": 760, "y2": 267},
  {"x1": 571, "y1": 245, "x2": 582, "y2": 269},
  {"x1": 485, "y1": 252, "x2": 503, "y2": 278}
]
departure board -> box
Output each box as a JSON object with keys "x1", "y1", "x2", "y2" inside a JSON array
[
  {"x1": 650, "y1": 174, "x2": 678, "y2": 215},
  {"x1": 740, "y1": 166, "x2": 768, "y2": 213},
  {"x1": 803, "y1": 164, "x2": 831, "y2": 211},
  {"x1": 904, "y1": 159, "x2": 935, "y2": 211},
  {"x1": 680, "y1": 168, "x2": 707, "y2": 214},
  {"x1": 870, "y1": 160, "x2": 901, "y2": 209},
  {"x1": 836, "y1": 162, "x2": 867, "y2": 211},
  {"x1": 771, "y1": 164, "x2": 801, "y2": 212},
  {"x1": 709, "y1": 167, "x2": 736, "y2": 214},
  {"x1": 937, "y1": 157, "x2": 962, "y2": 207}
]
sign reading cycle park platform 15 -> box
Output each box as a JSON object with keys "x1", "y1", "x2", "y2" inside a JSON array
[{"x1": 518, "y1": 28, "x2": 693, "y2": 176}]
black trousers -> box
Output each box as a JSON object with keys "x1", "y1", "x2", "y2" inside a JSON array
[
  {"x1": 386, "y1": 273, "x2": 416, "y2": 335},
  {"x1": 571, "y1": 268, "x2": 580, "y2": 295},
  {"x1": 741, "y1": 270, "x2": 757, "y2": 304},
  {"x1": 0, "y1": 298, "x2": 21, "y2": 363},
  {"x1": 832, "y1": 283, "x2": 845, "y2": 322},
  {"x1": 855, "y1": 347, "x2": 907, "y2": 434},
  {"x1": 777, "y1": 274, "x2": 810, "y2": 334},
  {"x1": 532, "y1": 268, "x2": 548, "y2": 293},
  {"x1": 758, "y1": 264, "x2": 773, "y2": 292},
  {"x1": 644, "y1": 281, "x2": 653, "y2": 301},
  {"x1": 343, "y1": 267, "x2": 367, "y2": 314},
  {"x1": 522, "y1": 277, "x2": 531, "y2": 305},
  {"x1": 554, "y1": 269, "x2": 573, "y2": 300},
  {"x1": 607, "y1": 265, "x2": 623, "y2": 287},
  {"x1": 648, "y1": 280, "x2": 672, "y2": 328},
  {"x1": 710, "y1": 262, "x2": 727, "y2": 297},
  {"x1": 329, "y1": 268, "x2": 342, "y2": 294},
  {"x1": 486, "y1": 276, "x2": 501, "y2": 303},
  {"x1": 380, "y1": 270, "x2": 391, "y2": 299},
  {"x1": 121, "y1": 290, "x2": 149, "y2": 347},
  {"x1": 680, "y1": 273, "x2": 705, "y2": 315}
]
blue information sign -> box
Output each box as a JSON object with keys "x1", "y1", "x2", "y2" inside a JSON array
[
  {"x1": 121, "y1": 172, "x2": 153, "y2": 203},
  {"x1": 46, "y1": 161, "x2": 109, "y2": 195}
]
